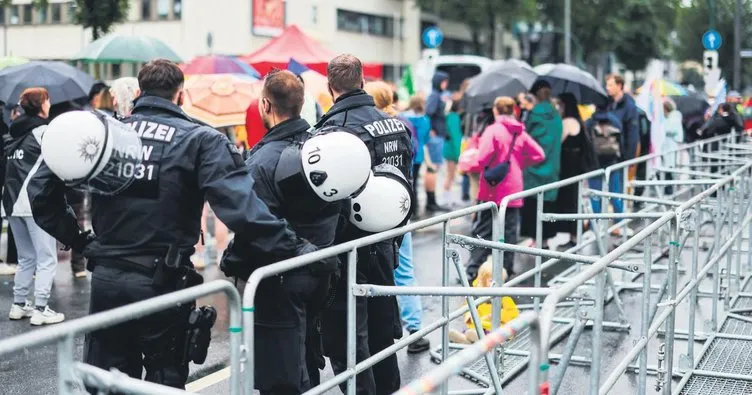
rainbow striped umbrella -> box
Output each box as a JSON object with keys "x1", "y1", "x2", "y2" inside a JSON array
[
  {"x1": 181, "y1": 55, "x2": 260, "y2": 79},
  {"x1": 636, "y1": 79, "x2": 687, "y2": 96}
]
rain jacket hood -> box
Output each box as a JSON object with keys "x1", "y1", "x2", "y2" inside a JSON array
[{"x1": 432, "y1": 71, "x2": 449, "y2": 90}]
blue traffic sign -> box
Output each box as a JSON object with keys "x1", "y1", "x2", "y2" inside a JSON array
[
  {"x1": 702, "y1": 29, "x2": 723, "y2": 50},
  {"x1": 422, "y1": 27, "x2": 444, "y2": 49}
]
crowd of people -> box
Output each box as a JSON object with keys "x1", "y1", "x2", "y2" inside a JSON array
[{"x1": 0, "y1": 52, "x2": 748, "y2": 395}]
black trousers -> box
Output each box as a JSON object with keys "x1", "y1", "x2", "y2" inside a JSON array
[
  {"x1": 85, "y1": 264, "x2": 191, "y2": 393},
  {"x1": 322, "y1": 242, "x2": 401, "y2": 395},
  {"x1": 466, "y1": 205, "x2": 519, "y2": 280},
  {"x1": 70, "y1": 201, "x2": 87, "y2": 273},
  {"x1": 5, "y1": 219, "x2": 16, "y2": 263},
  {"x1": 520, "y1": 197, "x2": 558, "y2": 240},
  {"x1": 251, "y1": 271, "x2": 332, "y2": 395},
  {"x1": 635, "y1": 134, "x2": 651, "y2": 197}
]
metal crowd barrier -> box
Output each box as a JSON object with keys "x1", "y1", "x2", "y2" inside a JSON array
[
  {"x1": 0, "y1": 132, "x2": 747, "y2": 395},
  {"x1": 404, "y1": 132, "x2": 752, "y2": 395}
]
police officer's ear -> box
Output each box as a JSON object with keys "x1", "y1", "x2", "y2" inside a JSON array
[
  {"x1": 360, "y1": 79, "x2": 365, "y2": 89},
  {"x1": 327, "y1": 84, "x2": 334, "y2": 100}
]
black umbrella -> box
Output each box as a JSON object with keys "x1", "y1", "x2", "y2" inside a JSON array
[
  {"x1": 0, "y1": 61, "x2": 95, "y2": 105},
  {"x1": 533, "y1": 63, "x2": 608, "y2": 106},
  {"x1": 670, "y1": 95, "x2": 709, "y2": 118},
  {"x1": 464, "y1": 63, "x2": 538, "y2": 113}
]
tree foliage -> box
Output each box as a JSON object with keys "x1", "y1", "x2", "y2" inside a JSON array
[
  {"x1": 537, "y1": 0, "x2": 678, "y2": 71},
  {"x1": 72, "y1": 0, "x2": 130, "y2": 40},
  {"x1": 4, "y1": 0, "x2": 129, "y2": 40},
  {"x1": 413, "y1": 0, "x2": 536, "y2": 57},
  {"x1": 674, "y1": 0, "x2": 752, "y2": 86}
]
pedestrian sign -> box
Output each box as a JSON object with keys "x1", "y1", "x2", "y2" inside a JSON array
[
  {"x1": 702, "y1": 30, "x2": 723, "y2": 51},
  {"x1": 422, "y1": 27, "x2": 444, "y2": 49}
]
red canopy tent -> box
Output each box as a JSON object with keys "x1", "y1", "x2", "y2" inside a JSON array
[{"x1": 240, "y1": 25, "x2": 383, "y2": 79}]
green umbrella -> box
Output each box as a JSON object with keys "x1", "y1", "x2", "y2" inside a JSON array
[
  {"x1": 72, "y1": 35, "x2": 182, "y2": 63},
  {"x1": 0, "y1": 56, "x2": 28, "y2": 70}
]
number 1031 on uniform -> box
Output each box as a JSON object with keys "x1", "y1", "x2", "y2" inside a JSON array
[{"x1": 116, "y1": 162, "x2": 156, "y2": 180}]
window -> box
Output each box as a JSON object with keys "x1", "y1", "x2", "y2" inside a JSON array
[
  {"x1": 157, "y1": 0, "x2": 169, "y2": 20},
  {"x1": 337, "y1": 9, "x2": 395, "y2": 38},
  {"x1": 311, "y1": 5, "x2": 317, "y2": 24},
  {"x1": 68, "y1": 2, "x2": 77, "y2": 23},
  {"x1": 22, "y1": 4, "x2": 32, "y2": 24},
  {"x1": 141, "y1": 0, "x2": 152, "y2": 20},
  {"x1": 51, "y1": 3, "x2": 61, "y2": 24},
  {"x1": 9, "y1": 6, "x2": 18, "y2": 25},
  {"x1": 173, "y1": 0, "x2": 182, "y2": 20},
  {"x1": 37, "y1": 5, "x2": 48, "y2": 24},
  {"x1": 0, "y1": 8, "x2": 5, "y2": 25},
  {"x1": 112, "y1": 64, "x2": 122, "y2": 79}
]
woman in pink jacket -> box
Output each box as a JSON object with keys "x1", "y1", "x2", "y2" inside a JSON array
[{"x1": 466, "y1": 97, "x2": 545, "y2": 281}]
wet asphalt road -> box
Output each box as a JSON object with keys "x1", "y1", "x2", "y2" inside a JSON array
[{"x1": 0, "y1": 207, "x2": 735, "y2": 395}]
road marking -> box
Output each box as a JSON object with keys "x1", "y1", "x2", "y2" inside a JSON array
[{"x1": 186, "y1": 366, "x2": 231, "y2": 392}]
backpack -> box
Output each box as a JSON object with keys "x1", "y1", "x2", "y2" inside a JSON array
[
  {"x1": 589, "y1": 122, "x2": 622, "y2": 158},
  {"x1": 638, "y1": 110, "x2": 651, "y2": 137}
]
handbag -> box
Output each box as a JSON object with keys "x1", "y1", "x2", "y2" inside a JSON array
[
  {"x1": 458, "y1": 133, "x2": 482, "y2": 173},
  {"x1": 482, "y1": 132, "x2": 520, "y2": 186}
]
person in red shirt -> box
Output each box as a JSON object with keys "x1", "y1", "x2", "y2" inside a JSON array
[{"x1": 245, "y1": 98, "x2": 266, "y2": 149}]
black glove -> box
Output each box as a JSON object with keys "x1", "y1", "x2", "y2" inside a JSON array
[
  {"x1": 71, "y1": 230, "x2": 95, "y2": 253},
  {"x1": 220, "y1": 239, "x2": 249, "y2": 280},
  {"x1": 297, "y1": 238, "x2": 340, "y2": 274}
]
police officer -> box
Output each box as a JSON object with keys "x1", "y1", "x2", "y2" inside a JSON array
[
  {"x1": 27, "y1": 59, "x2": 317, "y2": 391},
  {"x1": 221, "y1": 69, "x2": 346, "y2": 394},
  {"x1": 316, "y1": 54, "x2": 413, "y2": 395}
]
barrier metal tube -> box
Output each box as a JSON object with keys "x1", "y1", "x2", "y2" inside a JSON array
[
  {"x1": 537, "y1": 164, "x2": 748, "y2": 389},
  {"x1": 355, "y1": 285, "x2": 552, "y2": 297},
  {"x1": 242, "y1": 202, "x2": 498, "y2": 394},
  {"x1": 394, "y1": 311, "x2": 539, "y2": 395},
  {"x1": 599, "y1": 212, "x2": 752, "y2": 394},
  {"x1": 0, "y1": 280, "x2": 242, "y2": 395},
  {"x1": 74, "y1": 363, "x2": 192, "y2": 395}
]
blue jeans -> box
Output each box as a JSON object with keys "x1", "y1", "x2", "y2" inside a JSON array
[
  {"x1": 394, "y1": 232, "x2": 422, "y2": 332},
  {"x1": 588, "y1": 171, "x2": 624, "y2": 215}
]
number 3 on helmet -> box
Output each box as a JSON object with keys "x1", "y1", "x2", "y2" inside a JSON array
[
  {"x1": 349, "y1": 164, "x2": 413, "y2": 233},
  {"x1": 301, "y1": 130, "x2": 371, "y2": 202}
]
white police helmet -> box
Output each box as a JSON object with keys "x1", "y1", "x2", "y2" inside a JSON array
[
  {"x1": 41, "y1": 110, "x2": 143, "y2": 196},
  {"x1": 301, "y1": 130, "x2": 371, "y2": 202},
  {"x1": 349, "y1": 164, "x2": 412, "y2": 233}
]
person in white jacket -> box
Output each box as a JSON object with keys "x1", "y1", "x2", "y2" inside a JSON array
[{"x1": 662, "y1": 98, "x2": 684, "y2": 195}]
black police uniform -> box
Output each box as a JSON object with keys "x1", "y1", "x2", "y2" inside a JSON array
[
  {"x1": 225, "y1": 117, "x2": 339, "y2": 394},
  {"x1": 314, "y1": 90, "x2": 413, "y2": 395},
  {"x1": 28, "y1": 95, "x2": 310, "y2": 391}
]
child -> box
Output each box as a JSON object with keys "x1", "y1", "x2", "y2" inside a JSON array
[{"x1": 449, "y1": 257, "x2": 519, "y2": 344}]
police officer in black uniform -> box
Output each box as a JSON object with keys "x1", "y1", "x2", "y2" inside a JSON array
[
  {"x1": 27, "y1": 59, "x2": 317, "y2": 391},
  {"x1": 221, "y1": 69, "x2": 339, "y2": 394},
  {"x1": 316, "y1": 54, "x2": 413, "y2": 395}
]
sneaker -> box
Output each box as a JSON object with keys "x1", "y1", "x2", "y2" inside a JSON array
[
  {"x1": 30, "y1": 306, "x2": 65, "y2": 326},
  {"x1": 0, "y1": 263, "x2": 17, "y2": 276},
  {"x1": 407, "y1": 330, "x2": 430, "y2": 353},
  {"x1": 8, "y1": 302, "x2": 34, "y2": 320},
  {"x1": 192, "y1": 255, "x2": 207, "y2": 270}
]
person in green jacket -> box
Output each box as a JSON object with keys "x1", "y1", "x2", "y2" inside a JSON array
[
  {"x1": 443, "y1": 95, "x2": 464, "y2": 206},
  {"x1": 520, "y1": 80, "x2": 563, "y2": 245}
]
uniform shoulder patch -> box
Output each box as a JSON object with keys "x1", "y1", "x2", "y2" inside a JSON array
[{"x1": 225, "y1": 142, "x2": 245, "y2": 167}]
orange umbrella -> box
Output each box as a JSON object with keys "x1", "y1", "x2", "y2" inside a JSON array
[{"x1": 182, "y1": 74, "x2": 263, "y2": 128}]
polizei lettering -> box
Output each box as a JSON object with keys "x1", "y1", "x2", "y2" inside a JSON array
[
  {"x1": 362, "y1": 118, "x2": 406, "y2": 137},
  {"x1": 129, "y1": 121, "x2": 177, "y2": 143}
]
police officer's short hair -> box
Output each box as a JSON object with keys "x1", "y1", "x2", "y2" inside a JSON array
[
  {"x1": 262, "y1": 69, "x2": 304, "y2": 119},
  {"x1": 138, "y1": 59, "x2": 184, "y2": 100},
  {"x1": 327, "y1": 54, "x2": 363, "y2": 94}
]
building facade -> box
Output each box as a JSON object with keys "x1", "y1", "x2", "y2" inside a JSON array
[{"x1": 1, "y1": 0, "x2": 493, "y2": 80}]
